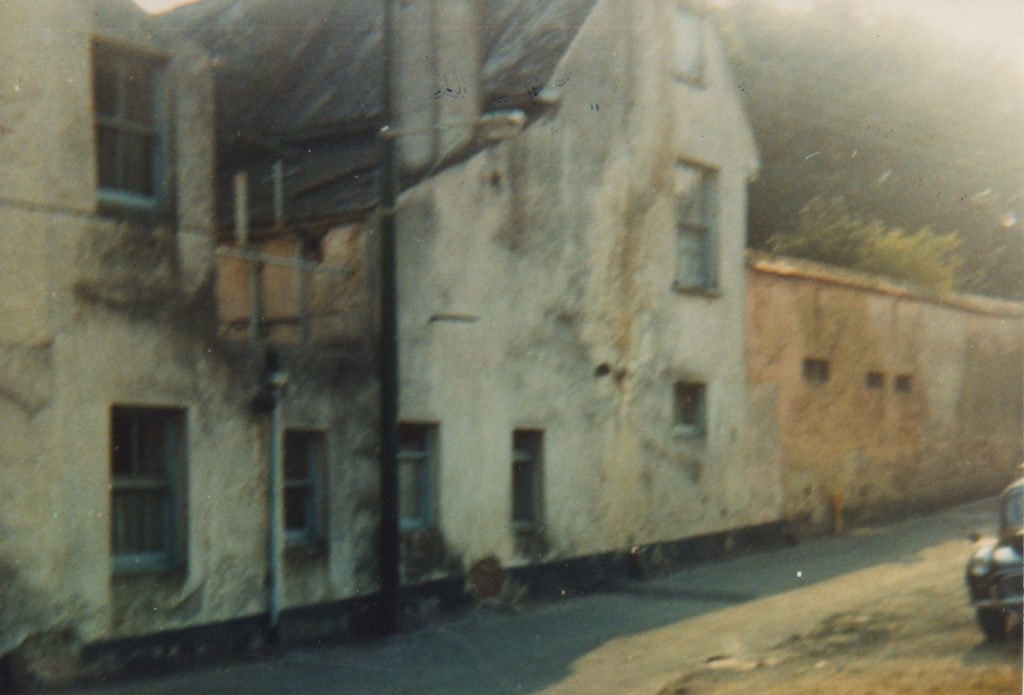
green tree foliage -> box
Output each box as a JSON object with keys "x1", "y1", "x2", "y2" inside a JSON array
[
  {"x1": 770, "y1": 197, "x2": 964, "y2": 291},
  {"x1": 699, "y1": 0, "x2": 1024, "y2": 299}
]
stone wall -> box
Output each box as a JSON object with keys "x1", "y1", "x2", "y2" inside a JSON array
[{"x1": 747, "y1": 252, "x2": 1024, "y2": 532}]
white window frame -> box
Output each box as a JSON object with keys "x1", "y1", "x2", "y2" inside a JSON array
[
  {"x1": 283, "y1": 428, "x2": 326, "y2": 546},
  {"x1": 673, "y1": 161, "x2": 718, "y2": 292},
  {"x1": 92, "y1": 40, "x2": 167, "y2": 212},
  {"x1": 397, "y1": 423, "x2": 438, "y2": 531},
  {"x1": 110, "y1": 405, "x2": 185, "y2": 573}
]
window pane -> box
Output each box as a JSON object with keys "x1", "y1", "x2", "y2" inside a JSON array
[
  {"x1": 96, "y1": 126, "x2": 120, "y2": 190},
  {"x1": 672, "y1": 7, "x2": 703, "y2": 80},
  {"x1": 674, "y1": 164, "x2": 705, "y2": 225},
  {"x1": 284, "y1": 433, "x2": 313, "y2": 481},
  {"x1": 112, "y1": 487, "x2": 169, "y2": 554},
  {"x1": 398, "y1": 457, "x2": 424, "y2": 522},
  {"x1": 136, "y1": 412, "x2": 172, "y2": 478},
  {"x1": 284, "y1": 485, "x2": 311, "y2": 532},
  {"x1": 676, "y1": 227, "x2": 707, "y2": 287},
  {"x1": 512, "y1": 460, "x2": 534, "y2": 522},
  {"x1": 111, "y1": 410, "x2": 134, "y2": 476},
  {"x1": 123, "y1": 58, "x2": 155, "y2": 125},
  {"x1": 511, "y1": 430, "x2": 542, "y2": 524},
  {"x1": 93, "y1": 48, "x2": 118, "y2": 117},
  {"x1": 120, "y1": 132, "x2": 154, "y2": 195}
]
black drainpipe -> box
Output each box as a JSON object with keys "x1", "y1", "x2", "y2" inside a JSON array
[{"x1": 376, "y1": 0, "x2": 400, "y2": 636}]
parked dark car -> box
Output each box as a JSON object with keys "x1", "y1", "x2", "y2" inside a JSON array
[{"x1": 965, "y1": 475, "x2": 1024, "y2": 639}]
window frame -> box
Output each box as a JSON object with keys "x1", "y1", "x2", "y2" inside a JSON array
[
  {"x1": 92, "y1": 39, "x2": 169, "y2": 213},
  {"x1": 671, "y1": 4, "x2": 706, "y2": 87},
  {"x1": 109, "y1": 405, "x2": 186, "y2": 574},
  {"x1": 673, "y1": 381, "x2": 707, "y2": 439},
  {"x1": 672, "y1": 161, "x2": 718, "y2": 293},
  {"x1": 283, "y1": 428, "x2": 327, "y2": 547},
  {"x1": 511, "y1": 429, "x2": 544, "y2": 529},
  {"x1": 397, "y1": 423, "x2": 439, "y2": 532},
  {"x1": 802, "y1": 358, "x2": 830, "y2": 384}
]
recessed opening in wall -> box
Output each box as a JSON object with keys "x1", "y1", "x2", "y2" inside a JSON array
[
  {"x1": 110, "y1": 406, "x2": 186, "y2": 573},
  {"x1": 283, "y1": 429, "x2": 326, "y2": 546},
  {"x1": 397, "y1": 423, "x2": 438, "y2": 531},
  {"x1": 93, "y1": 40, "x2": 168, "y2": 212},
  {"x1": 894, "y1": 374, "x2": 913, "y2": 392},
  {"x1": 865, "y1": 371, "x2": 885, "y2": 389},
  {"x1": 671, "y1": 5, "x2": 705, "y2": 86},
  {"x1": 802, "y1": 358, "x2": 829, "y2": 384},
  {"x1": 673, "y1": 381, "x2": 706, "y2": 438},
  {"x1": 511, "y1": 429, "x2": 544, "y2": 527}
]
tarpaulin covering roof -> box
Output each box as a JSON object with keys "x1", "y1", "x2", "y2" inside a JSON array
[{"x1": 162, "y1": 0, "x2": 597, "y2": 227}]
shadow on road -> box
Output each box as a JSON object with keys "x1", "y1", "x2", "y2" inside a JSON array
[{"x1": 73, "y1": 498, "x2": 1000, "y2": 695}]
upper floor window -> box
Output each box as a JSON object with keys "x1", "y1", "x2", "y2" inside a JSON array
[
  {"x1": 674, "y1": 162, "x2": 717, "y2": 292},
  {"x1": 93, "y1": 41, "x2": 165, "y2": 210},
  {"x1": 672, "y1": 5, "x2": 704, "y2": 85}
]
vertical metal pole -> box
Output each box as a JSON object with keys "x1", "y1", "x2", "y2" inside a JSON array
[
  {"x1": 249, "y1": 260, "x2": 263, "y2": 342},
  {"x1": 377, "y1": 0, "x2": 400, "y2": 636},
  {"x1": 297, "y1": 252, "x2": 310, "y2": 346},
  {"x1": 268, "y1": 391, "x2": 284, "y2": 633}
]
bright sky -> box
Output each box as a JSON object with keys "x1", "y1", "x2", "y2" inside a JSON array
[
  {"x1": 132, "y1": 0, "x2": 200, "y2": 12},
  {"x1": 133, "y1": 0, "x2": 1023, "y2": 71}
]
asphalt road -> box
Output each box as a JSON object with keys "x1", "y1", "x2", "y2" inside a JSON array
[{"x1": 72, "y1": 497, "x2": 1018, "y2": 695}]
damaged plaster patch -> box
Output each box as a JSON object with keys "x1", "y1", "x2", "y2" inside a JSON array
[{"x1": 0, "y1": 341, "x2": 53, "y2": 417}]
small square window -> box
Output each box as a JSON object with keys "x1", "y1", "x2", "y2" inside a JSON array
[
  {"x1": 894, "y1": 375, "x2": 913, "y2": 392},
  {"x1": 512, "y1": 430, "x2": 544, "y2": 527},
  {"x1": 284, "y1": 429, "x2": 325, "y2": 545},
  {"x1": 803, "y1": 358, "x2": 829, "y2": 384},
  {"x1": 673, "y1": 381, "x2": 706, "y2": 437},
  {"x1": 397, "y1": 423, "x2": 438, "y2": 531},
  {"x1": 865, "y1": 371, "x2": 885, "y2": 389},
  {"x1": 110, "y1": 406, "x2": 185, "y2": 572}
]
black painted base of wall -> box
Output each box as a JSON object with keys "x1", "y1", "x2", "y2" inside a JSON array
[{"x1": 10, "y1": 522, "x2": 791, "y2": 692}]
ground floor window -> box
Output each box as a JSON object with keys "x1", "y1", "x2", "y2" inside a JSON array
[
  {"x1": 397, "y1": 423, "x2": 438, "y2": 530},
  {"x1": 284, "y1": 429, "x2": 326, "y2": 545},
  {"x1": 110, "y1": 406, "x2": 185, "y2": 572},
  {"x1": 512, "y1": 429, "x2": 544, "y2": 527}
]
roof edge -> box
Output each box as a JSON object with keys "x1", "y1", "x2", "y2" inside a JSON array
[{"x1": 746, "y1": 250, "x2": 1024, "y2": 318}]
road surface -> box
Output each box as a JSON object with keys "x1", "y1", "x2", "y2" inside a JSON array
[{"x1": 71, "y1": 498, "x2": 1022, "y2": 694}]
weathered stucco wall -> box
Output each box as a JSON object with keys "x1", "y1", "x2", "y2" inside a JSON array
[
  {"x1": 394, "y1": 0, "x2": 769, "y2": 578},
  {"x1": 747, "y1": 253, "x2": 1024, "y2": 532},
  {"x1": 0, "y1": 0, "x2": 380, "y2": 676}
]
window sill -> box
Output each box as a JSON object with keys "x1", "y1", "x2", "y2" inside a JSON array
[
  {"x1": 672, "y1": 72, "x2": 706, "y2": 89},
  {"x1": 672, "y1": 281, "x2": 721, "y2": 298},
  {"x1": 399, "y1": 520, "x2": 432, "y2": 535},
  {"x1": 672, "y1": 425, "x2": 706, "y2": 442},
  {"x1": 285, "y1": 539, "x2": 328, "y2": 562},
  {"x1": 112, "y1": 555, "x2": 184, "y2": 579},
  {"x1": 97, "y1": 193, "x2": 175, "y2": 226},
  {"x1": 512, "y1": 520, "x2": 543, "y2": 533}
]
